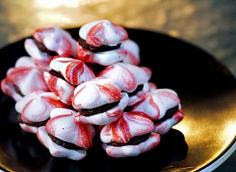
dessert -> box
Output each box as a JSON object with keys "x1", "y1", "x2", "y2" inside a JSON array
[
  {"x1": 73, "y1": 78, "x2": 129, "y2": 125},
  {"x1": 0, "y1": 19, "x2": 184, "y2": 160},
  {"x1": 49, "y1": 57, "x2": 95, "y2": 85},
  {"x1": 44, "y1": 57, "x2": 95, "y2": 104},
  {"x1": 37, "y1": 108, "x2": 95, "y2": 160},
  {"x1": 132, "y1": 89, "x2": 184, "y2": 134},
  {"x1": 100, "y1": 111, "x2": 160, "y2": 157},
  {"x1": 1, "y1": 57, "x2": 48, "y2": 101},
  {"x1": 25, "y1": 27, "x2": 77, "y2": 68},
  {"x1": 15, "y1": 91, "x2": 67, "y2": 133},
  {"x1": 77, "y1": 20, "x2": 140, "y2": 66},
  {"x1": 99, "y1": 63, "x2": 151, "y2": 105}
]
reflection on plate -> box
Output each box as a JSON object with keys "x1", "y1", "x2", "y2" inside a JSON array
[{"x1": 0, "y1": 28, "x2": 236, "y2": 172}]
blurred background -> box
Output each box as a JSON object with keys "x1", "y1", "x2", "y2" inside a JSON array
[{"x1": 0, "y1": 0, "x2": 235, "y2": 171}]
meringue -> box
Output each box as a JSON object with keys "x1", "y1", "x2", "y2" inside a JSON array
[
  {"x1": 37, "y1": 108, "x2": 95, "y2": 160},
  {"x1": 101, "y1": 111, "x2": 160, "y2": 157},
  {"x1": 73, "y1": 78, "x2": 129, "y2": 125},
  {"x1": 1, "y1": 57, "x2": 48, "y2": 101},
  {"x1": 15, "y1": 91, "x2": 67, "y2": 133}
]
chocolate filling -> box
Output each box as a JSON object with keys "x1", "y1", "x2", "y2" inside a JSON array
[
  {"x1": 127, "y1": 84, "x2": 144, "y2": 97},
  {"x1": 79, "y1": 101, "x2": 120, "y2": 116},
  {"x1": 155, "y1": 106, "x2": 179, "y2": 124},
  {"x1": 108, "y1": 133, "x2": 151, "y2": 147},
  {"x1": 49, "y1": 70, "x2": 64, "y2": 80},
  {"x1": 78, "y1": 37, "x2": 121, "y2": 53},
  {"x1": 48, "y1": 133, "x2": 84, "y2": 150},
  {"x1": 17, "y1": 117, "x2": 48, "y2": 127},
  {"x1": 34, "y1": 40, "x2": 57, "y2": 57},
  {"x1": 13, "y1": 84, "x2": 24, "y2": 97}
]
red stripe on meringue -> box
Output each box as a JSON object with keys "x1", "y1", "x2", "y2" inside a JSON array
[
  {"x1": 118, "y1": 117, "x2": 132, "y2": 143},
  {"x1": 87, "y1": 23, "x2": 104, "y2": 47},
  {"x1": 78, "y1": 123, "x2": 93, "y2": 149},
  {"x1": 43, "y1": 97, "x2": 67, "y2": 108},
  {"x1": 59, "y1": 38, "x2": 73, "y2": 56},
  {"x1": 77, "y1": 44, "x2": 93, "y2": 62},
  {"x1": 47, "y1": 75, "x2": 59, "y2": 96},
  {"x1": 65, "y1": 62, "x2": 83, "y2": 85},
  {"x1": 107, "y1": 109, "x2": 123, "y2": 117},
  {"x1": 97, "y1": 84, "x2": 121, "y2": 102},
  {"x1": 7, "y1": 67, "x2": 31, "y2": 81},
  {"x1": 127, "y1": 51, "x2": 139, "y2": 65},
  {"x1": 121, "y1": 66, "x2": 137, "y2": 91},
  {"x1": 149, "y1": 97, "x2": 160, "y2": 119}
]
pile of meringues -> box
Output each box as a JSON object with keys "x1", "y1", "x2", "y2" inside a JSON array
[{"x1": 1, "y1": 20, "x2": 184, "y2": 160}]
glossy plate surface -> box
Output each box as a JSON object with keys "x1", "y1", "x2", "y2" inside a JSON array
[{"x1": 0, "y1": 29, "x2": 235, "y2": 172}]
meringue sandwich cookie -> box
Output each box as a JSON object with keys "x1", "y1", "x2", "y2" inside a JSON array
[
  {"x1": 77, "y1": 20, "x2": 140, "y2": 66},
  {"x1": 100, "y1": 111, "x2": 160, "y2": 158},
  {"x1": 37, "y1": 108, "x2": 95, "y2": 160},
  {"x1": 44, "y1": 57, "x2": 95, "y2": 104},
  {"x1": 79, "y1": 20, "x2": 128, "y2": 48},
  {"x1": 25, "y1": 27, "x2": 77, "y2": 65},
  {"x1": 77, "y1": 39, "x2": 140, "y2": 66},
  {"x1": 15, "y1": 91, "x2": 67, "y2": 133},
  {"x1": 49, "y1": 57, "x2": 95, "y2": 85},
  {"x1": 99, "y1": 63, "x2": 151, "y2": 104},
  {"x1": 1, "y1": 57, "x2": 48, "y2": 101},
  {"x1": 99, "y1": 63, "x2": 151, "y2": 92},
  {"x1": 73, "y1": 78, "x2": 129, "y2": 125},
  {"x1": 132, "y1": 89, "x2": 184, "y2": 134}
]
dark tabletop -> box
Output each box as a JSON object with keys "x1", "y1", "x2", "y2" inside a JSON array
[{"x1": 0, "y1": 0, "x2": 235, "y2": 171}]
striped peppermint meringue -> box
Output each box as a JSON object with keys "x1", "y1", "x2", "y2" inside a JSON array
[
  {"x1": 44, "y1": 71, "x2": 75, "y2": 105},
  {"x1": 77, "y1": 43, "x2": 127, "y2": 66},
  {"x1": 37, "y1": 108, "x2": 95, "y2": 160},
  {"x1": 25, "y1": 27, "x2": 77, "y2": 68},
  {"x1": 99, "y1": 63, "x2": 151, "y2": 93},
  {"x1": 76, "y1": 20, "x2": 141, "y2": 66},
  {"x1": 132, "y1": 89, "x2": 184, "y2": 134},
  {"x1": 132, "y1": 89, "x2": 180, "y2": 120},
  {"x1": 73, "y1": 78, "x2": 129, "y2": 125},
  {"x1": 1, "y1": 57, "x2": 48, "y2": 101},
  {"x1": 77, "y1": 39, "x2": 140, "y2": 66},
  {"x1": 100, "y1": 111, "x2": 160, "y2": 157},
  {"x1": 49, "y1": 57, "x2": 95, "y2": 85},
  {"x1": 121, "y1": 39, "x2": 140, "y2": 65},
  {"x1": 73, "y1": 78, "x2": 122, "y2": 109},
  {"x1": 15, "y1": 91, "x2": 67, "y2": 133},
  {"x1": 79, "y1": 20, "x2": 128, "y2": 47}
]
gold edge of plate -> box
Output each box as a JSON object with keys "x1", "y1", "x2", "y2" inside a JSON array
[{"x1": 195, "y1": 136, "x2": 236, "y2": 172}]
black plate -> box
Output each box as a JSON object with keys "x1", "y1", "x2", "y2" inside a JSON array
[{"x1": 0, "y1": 28, "x2": 235, "y2": 172}]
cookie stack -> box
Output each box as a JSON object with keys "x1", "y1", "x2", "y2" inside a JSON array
[{"x1": 1, "y1": 20, "x2": 184, "y2": 160}]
